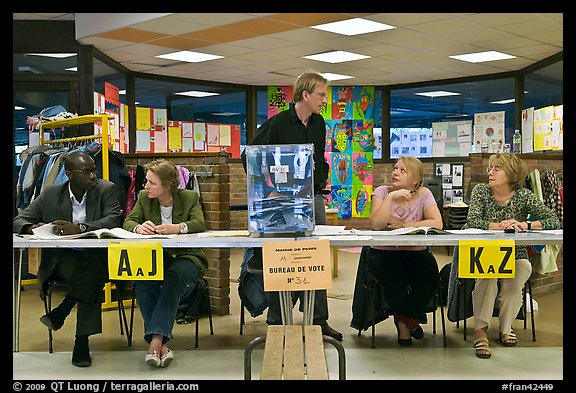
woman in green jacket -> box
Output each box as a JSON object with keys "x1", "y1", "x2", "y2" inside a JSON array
[{"x1": 123, "y1": 159, "x2": 207, "y2": 368}]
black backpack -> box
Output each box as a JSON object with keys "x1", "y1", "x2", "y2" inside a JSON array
[
  {"x1": 438, "y1": 263, "x2": 451, "y2": 307},
  {"x1": 238, "y1": 248, "x2": 268, "y2": 318},
  {"x1": 175, "y1": 278, "x2": 210, "y2": 324}
]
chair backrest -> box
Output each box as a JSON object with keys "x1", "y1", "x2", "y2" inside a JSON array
[{"x1": 423, "y1": 178, "x2": 444, "y2": 226}]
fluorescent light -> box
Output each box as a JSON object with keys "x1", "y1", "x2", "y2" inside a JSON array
[
  {"x1": 175, "y1": 91, "x2": 220, "y2": 98},
  {"x1": 212, "y1": 112, "x2": 242, "y2": 116},
  {"x1": 119, "y1": 90, "x2": 126, "y2": 95},
  {"x1": 491, "y1": 99, "x2": 515, "y2": 104},
  {"x1": 14, "y1": 106, "x2": 26, "y2": 110},
  {"x1": 65, "y1": 67, "x2": 77, "y2": 72},
  {"x1": 449, "y1": 51, "x2": 516, "y2": 63},
  {"x1": 311, "y1": 17, "x2": 395, "y2": 36},
  {"x1": 156, "y1": 50, "x2": 223, "y2": 63},
  {"x1": 303, "y1": 50, "x2": 370, "y2": 64},
  {"x1": 28, "y1": 53, "x2": 77, "y2": 58},
  {"x1": 415, "y1": 91, "x2": 461, "y2": 98},
  {"x1": 320, "y1": 72, "x2": 354, "y2": 81}
]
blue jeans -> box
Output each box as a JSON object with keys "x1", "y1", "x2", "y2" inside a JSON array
[{"x1": 135, "y1": 256, "x2": 203, "y2": 344}]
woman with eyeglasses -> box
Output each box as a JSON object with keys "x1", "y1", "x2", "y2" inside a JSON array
[
  {"x1": 364, "y1": 156, "x2": 443, "y2": 346},
  {"x1": 467, "y1": 153, "x2": 560, "y2": 359}
]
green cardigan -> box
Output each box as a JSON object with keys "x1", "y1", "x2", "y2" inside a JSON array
[{"x1": 123, "y1": 189, "x2": 208, "y2": 270}]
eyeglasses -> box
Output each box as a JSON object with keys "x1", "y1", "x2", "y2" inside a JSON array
[
  {"x1": 486, "y1": 166, "x2": 502, "y2": 173},
  {"x1": 311, "y1": 91, "x2": 327, "y2": 99},
  {"x1": 70, "y1": 168, "x2": 97, "y2": 176}
]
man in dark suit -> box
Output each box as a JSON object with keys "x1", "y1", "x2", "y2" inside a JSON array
[{"x1": 13, "y1": 151, "x2": 122, "y2": 367}]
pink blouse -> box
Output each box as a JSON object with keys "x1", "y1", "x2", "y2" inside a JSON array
[{"x1": 371, "y1": 185, "x2": 437, "y2": 251}]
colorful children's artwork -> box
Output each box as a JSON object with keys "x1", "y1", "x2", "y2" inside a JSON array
[
  {"x1": 353, "y1": 185, "x2": 372, "y2": 218},
  {"x1": 331, "y1": 153, "x2": 351, "y2": 186},
  {"x1": 329, "y1": 120, "x2": 353, "y2": 154},
  {"x1": 352, "y1": 152, "x2": 374, "y2": 185},
  {"x1": 353, "y1": 120, "x2": 374, "y2": 152},
  {"x1": 330, "y1": 185, "x2": 352, "y2": 219},
  {"x1": 332, "y1": 86, "x2": 353, "y2": 120},
  {"x1": 353, "y1": 86, "x2": 374, "y2": 120},
  {"x1": 268, "y1": 86, "x2": 293, "y2": 117}
]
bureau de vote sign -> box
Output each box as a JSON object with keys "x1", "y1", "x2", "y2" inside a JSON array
[
  {"x1": 262, "y1": 239, "x2": 332, "y2": 291},
  {"x1": 108, "y1": 242, "x2": 164, "y2": 280},
  {"x1": 458, "y1": 239, "x2": 515, "y2": 278}
]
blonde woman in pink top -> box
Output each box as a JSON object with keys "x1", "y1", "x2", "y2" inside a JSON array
[{"x1": 367, "y1": 156, "x2": 443, "y2": 346}]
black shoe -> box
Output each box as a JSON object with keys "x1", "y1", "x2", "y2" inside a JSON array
[
  {"x1": 410, "y1": 325, "x2": 424, "y2": 340},
  {"x1": 40, "y1": 312, "x2": 65, "y2": 331},
  {"x1": 72, "y1": 337, "x2": 91, "y2": 367},
  {"x1": 320, "y1": 323, "x2": 343, "y2": 341},
  {"x1": 394, "y1": 321, "x2": 412, "y2": 347}
]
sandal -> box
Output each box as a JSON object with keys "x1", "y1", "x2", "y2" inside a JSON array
[
  {"x1": 500, "y1": 330, "x2": 518, "y2": 347},
  {"x1": 473, "y1": 337, "x2": 492, "y2": 359}
]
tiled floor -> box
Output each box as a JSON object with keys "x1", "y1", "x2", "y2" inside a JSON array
[{"x1": 13, "y1": 247, "x2": 563, "y2": 381}]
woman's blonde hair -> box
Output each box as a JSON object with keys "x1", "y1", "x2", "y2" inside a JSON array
[
  {"x1": 292, "y1": 71, "x2": 328, "y2": 102},
  {"x1": 489, "y1": 153, "x2": 528, "y2": 190},
  {"x1": 145, "y1": 159, "x2": 180, "y2": 194},
  {"x1": 398, "y1": 155, "x2": 424, "y2": 190}
]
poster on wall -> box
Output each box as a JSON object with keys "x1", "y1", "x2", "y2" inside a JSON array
[
  {"x1": 432, "y1": 120, "x2": 472, "y2": 157},
  {"x1": 521, "y1": 107, "x2": 534, "y2": 153},
  {"x1": 533, "y1": 104, "x2": 563, "y2": 151},
  {"x1": 267, "y1": 86, "x2": 293, "y2": 118},
  {"x1": 473, "y1": 111, "x2": 505, "y2": 153}
]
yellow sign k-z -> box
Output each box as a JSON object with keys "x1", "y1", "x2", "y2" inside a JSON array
[{"x1": 458, "y1": 240, "x2": 516, "y2": 278}]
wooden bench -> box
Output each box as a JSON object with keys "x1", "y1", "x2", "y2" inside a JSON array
[
  {"x1": 244, "y1": 324, "x2": 346, "y2": 380},
  {"x1": 261, "y1": 325, "x2": 328, "y2": 380}
]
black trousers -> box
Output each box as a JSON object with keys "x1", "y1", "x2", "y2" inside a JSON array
[
  {"x1": 40, "y1": 249, "x2": 108, "y2": 336},
  {"x1": 366, "y1": 248, "x2": 439, "y2": 322},
  {"x1": 265, "y1": 194, "x2": 330, "y2": 325}
]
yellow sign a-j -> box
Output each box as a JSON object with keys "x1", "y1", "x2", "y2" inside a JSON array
[{"x1": 108, "y1": 242, "x2": 164, "y2": 280}]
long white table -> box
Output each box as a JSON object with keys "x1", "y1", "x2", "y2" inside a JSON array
[{"x1": 13, "y1": 230, "x2": 563, "y2": 351}]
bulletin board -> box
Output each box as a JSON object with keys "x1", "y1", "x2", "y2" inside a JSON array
[
  {"x1": 134, "y1": 107, "x2": 241, "y2": 158},
  {"x1": 432, "y1": 120, "x2": 473, "y2": 157},
  {"x1": 533, "y1": 104, "x2": 563, "y2": 151}
]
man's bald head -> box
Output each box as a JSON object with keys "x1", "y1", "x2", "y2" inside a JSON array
[{"x1": 65, "y1": 151, "x2": 94, "y2": 171}]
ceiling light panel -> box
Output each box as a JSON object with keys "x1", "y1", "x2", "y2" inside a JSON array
[
  {"x1": 175, "y1": 91, "x2": 220, "y2": 97},
  {"x1": 311, "y1": 18, "x2": 396, "y2": 36},
  {"x1": 303, "y1": 50, "x2": 370, "y2": 64},
  {"x1": 156, "y1": 51, "x2": 224, "y2": 63},
  {"x1": 415, "y1": 91, "x2": 461, "y2": 98},
  {"x1": 449, "y1": 51, "x2": 516, "y2": 63}
]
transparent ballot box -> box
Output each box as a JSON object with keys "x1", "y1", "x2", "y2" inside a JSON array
[{"x1": 245, "y1": 144, "x2": 315, "y2": 235}]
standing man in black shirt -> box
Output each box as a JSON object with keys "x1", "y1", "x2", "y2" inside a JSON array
[{"x1": 241, "y1": 71, "x2": 342, "y2": 341}]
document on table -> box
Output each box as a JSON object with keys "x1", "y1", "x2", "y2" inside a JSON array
[
  {"x1": 31, "y1": 223, "x2": 175, "y2": 239},
  {"x1": 197, "y1": 230, "x2": 251, "y2": 237},
  {"x1": 312, "y1": 225, "x2": 351, "y2": 236}
]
